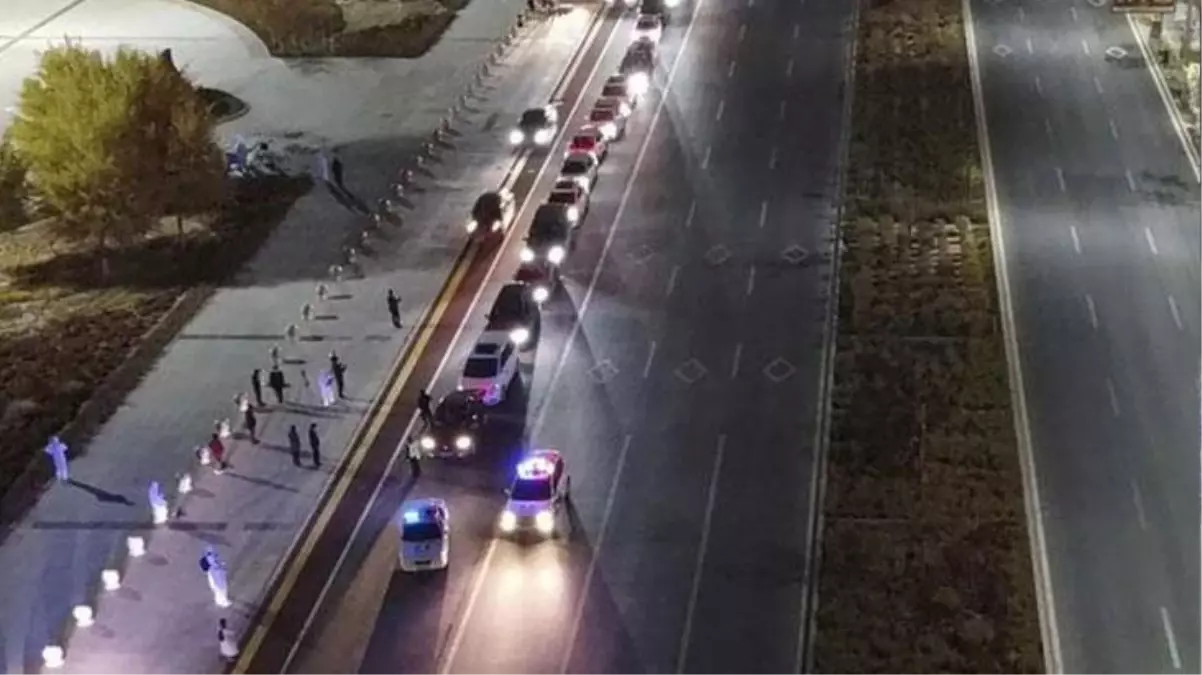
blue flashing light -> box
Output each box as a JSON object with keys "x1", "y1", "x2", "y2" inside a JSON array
[
  {"x1": 403, "y1": 509, "x2": 421, "y2": 524},
  {"x1": 517, "y1": 456, "x2": 554, "y2": 480}
]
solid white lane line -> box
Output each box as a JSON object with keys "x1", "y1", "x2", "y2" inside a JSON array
[
  {"x1": 793, "y1": 23, "x2": 800, "y2": 40},
  {"x1": 786, "y1": 58, "x2": 794, "y2": 78},
  {"x1": 769, "y1": 146, "x2": 778, "y2": 169},
  {"x1": 643, "y1": 340, "x2": 657, "y2": 378},
  {"x1": 1161, "y1": 607, "x2": 1183, "y2": 670},
  {"x1": 1071, "y1": 6, "x2": 1079, "y2": 21},
  {"x1": 1126, "y1": 168, "x2": 1137, "y2": 192},
  {"x1": 715, "y1": 99, "x2": 725, "y2": 122},
  {"x1": 1106, "y1": 378, "x2": 1121, "y2": 417},
  {"x1": 731, "y1": 343, "x2": 743, "y2": 378},
  {"x1": 728, "y1": 59, "x2": 737, "y2": 78},
  {"x1": 1034, "y1": 75, "x2": 1044, "y2": 96},
  {"x1": 701, "y1": 145, "x2": 711, "y2": 169},
  {"x1": 779, "y1": 100, "x2": 787, "y2": 120},
  {"x1": 676, "y1": 434, "x2": 727, "y2": 673},
  {"x1": 1044, "y1": 117, "x2": 1053, "y2": 138},
  {"x1": 685, "y1": 199, "x2": 696, "y2": 229},
  {"x1": 1130, "y1": 481, "x2": 1148, "y2": 531},
  {"x1": 558, "y1": 434, "x2": 635, "y2": 673},
  {"x1": 667, "y1": 265, "x2": 680, "y2": 296},
  {"x1": 1144, "y1": 226, "x2": 1159, "y2": 255},
  {"x1": 1082, "y1": 38, "x2": 1091, "y2": 55},
  {"x1": 1055, "y1": 167, "x2": 1067, "y2": 192},
  {"x1": 1109, "y1": 118, "x2": 1120, "y2": 139},
  {"x1": 1168, "y1": 295, "x2": 1184, "y2": 330},
  {"x1": 746, "y1": 265, "x2": 756, "y2": 296},
  {"x1": 1085, "y1": 294, "x2": 1099, "y2": 329},
  {"x1": 1093, "y1": 76, "x2": 1104, "y2": 94},
  {"x1": 1070, "y1": 225, "x2": 1082, "y2": 254},
  {"x1": 758, "y1": 200, "x2": 769, "y2": 228},
  {"x1": 738, "y1": 24, "x2": 747, "y2": 43},
  {"x1": 1026, "y1": 37, "x2": 1033, "y2": 54}
]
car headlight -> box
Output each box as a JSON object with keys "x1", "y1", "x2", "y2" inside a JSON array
[
  {"x1": 500, "y1": 510, "x2": 517, "y2": 532},
  {"x1": 534, "y1": 128, "x2": 553, "y2": 145},
  {"x1": 466, "y1": 219, "x2": 478, "y2": 233},
  {"x1": 534, "y1": 510, "x2": 555, "y2": 535},
  {"x1": 566, "y1": 206, "x2": 579, "y2": 223},
  {"x1": 420, "y1": 436, "x2": 436, "y2": 450},
  {"x1": 629, "y1": 72, "x2": 649, "y2": 95},
  {"x1": 547, "y1": 245, "x2": 566, "y2": 264},
  {"x1": 619, "y1": 102, "x2": 631, "y2": 117},
  {"x1": 601, "y1": 122, "x2": 617, "y2": 138},
  {"x1": 509, "y1": 327, "x2": 530, "y2": 345},
  {"x1": 532, "y1": 286, "x2": 550, "y2": 303},
  {"x1": 509, "y1": 129, "x2": 524, "y2": 145},
  {"x1": 520, "y1": 247, "x2": 535, "y2": 262},
  {"x1": 455, "y1": 434, "x2": 472, "y2": 450},
  {"x1": 665, "y1": 0, "x2": 679, "y2": 6}
]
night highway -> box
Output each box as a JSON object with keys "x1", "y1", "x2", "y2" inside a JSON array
[
  {"x1": 237, "y1": 0, "x2": 857, "y2": 673},
  {"x1": 969, "y1": 1, "x2": 1200, "y2": 672}
]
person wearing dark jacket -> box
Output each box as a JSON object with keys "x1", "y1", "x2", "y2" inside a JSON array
[
  {"x1": 308, "y1": 423, "x2": 321, "y2": 468},
  {"x1": 268, "y1": 366, "x2": 287, "y2": 404},
  {"x1": 251, "y1": 368, "x2": 264, "y2": 407},
  {"x1": 287, "y1": 425, "x2": 302, "y2": 467},
  {"x1": 329, "y1": 352, "x2": 347, "y2": 398}
]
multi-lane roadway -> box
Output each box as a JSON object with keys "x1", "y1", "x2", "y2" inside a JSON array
[
  {"x1": 968, "y1": 0, "x2": 1200, "y2": 672},
  {"x1": 234, "y1": 0, "x2": 857, "y2": 673}
]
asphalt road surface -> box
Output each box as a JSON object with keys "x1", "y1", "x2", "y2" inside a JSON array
[
  {"x1": 247, "y1": 0, "x2": 857, "y2": 673},
  {"x1": 970, "y1": 1, "x2": 1200, "y2": 673}
]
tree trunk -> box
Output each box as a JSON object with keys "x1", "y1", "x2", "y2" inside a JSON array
[
  {"x1": 177, "y1": 214, "x2": 185, "y2": 239},
  {"x1": 96, "y1": 231, "x2": 110, "y2": 282}
]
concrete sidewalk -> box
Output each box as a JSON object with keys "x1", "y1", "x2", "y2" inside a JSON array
[{"x1": 0, "y1": 2, "x2": 597, "y2": 673}]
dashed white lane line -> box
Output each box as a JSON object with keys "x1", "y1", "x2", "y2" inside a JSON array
[
  {"x1": 758, "y1": 200, "x2": 768, "y2": 228},
  {"x1": 1082, "y1": 38, "x2": 1092, "y2": 55},
  {"x1": 747, "y1": 0, "x2": 754, "y2": 7},
  {"x1": 715, "y1": 99, "x2": 725, "y2": 122},
  {"x1": 1130, "y1": 480, "x2": 1149, "y2": 531},
  {"x1": 1044, "y1": 117, "x2": 1053, "y2": 138},
  {"x1": 792, "y1": 23, "x2": 800, "y2": 40},
  {"x1": 1093, "y1": 76, "x2": 1105, "y2": 94},
  {"x1": 779, "y1": 100, "x2": 787, "y2": 120},
  {"x1": 1026, "y1": 37, "x2": 1034, "y2": 54},
  {"x1": 746, "y1": 265, "x2": 756, "y2": 296},
  {"x1": 730, "y1": 343, "x2": 743, "y2": 378},
  {"x1": 675, "y1": 434, "x2": 727, "y2": 674},
  {"x1": 1109, "y1": 118, "x2": 1120, "y2": 139},
  {"x1": 1168, "y1": 295, "x2": 1184, "y2": 330},
  {"x1": 701, "y1": 145, "x2": 711, "y2": 170},
  {"x1": 1126, "y1": 168, "x2": 1137, "y2": 192},
  {"x1": 667, "y1": 265, "x2": 680, "y2": 296},
  {"x1": 643, "y1": 340, "x2": 657, "y2": 378},
  {"x1": 684, "y1": 200, "x2": 696, "y2": 229},
  {"x1": 768, "y1": 146, "x2": 778, "y2": 169},
  {"x1": 738, "y1": 24, "x2": 747, "y2": 43},
  {"x1": 1070, "y1": 224, "x2": 1082, "y2": 254},
  {"x1": 1085, "y1": 294, "x2": 1099, "y2": 329},
  {"x1": 1161, "y1": 607, "x2": 1183, "y2": 670},
  {"x1": 728, "y1": 59, "x2": 737, "y2": 78},
  {"x1": 1144, "y1": 226, "x2": 1159, "y2": 255},
  {"x1": 1018, "y1": 6, "x2": 1026, "y2": 22},
  {"x1": 1035, "y1": 75, "x2": 1044, "y2": 96},
  {"x1": 786, "y1": 58, "x2": 794, "y2": 78},
  {"x1": 1055, "y1": 166, "x2": 1067, "y2": 192},
  {"x1": 1071, "y1": 6, "x2": 1079, "y2": 21},
  {"x1": 1106, "y1": 377, "x2": 1121, "y2": 417}
]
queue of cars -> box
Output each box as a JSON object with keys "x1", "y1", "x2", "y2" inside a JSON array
[{"x1": 397, "y1": 1, "x2": 669, "y2": 573}]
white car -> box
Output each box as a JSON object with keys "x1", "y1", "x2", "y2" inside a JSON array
[
  {"x1": 459, "y1": 331, "x2": 520, "y2": 406},
  {"x1": 396, "y1": 498, "x2": 450, "y2": 572},
  {"x1": 546, "y1": 180, "x2": 589, "y2": 224},
  {"x1": 632, "y1": 14, "x2": 663, "y2": 44},
  {"x1": 498, "y1": 450, "x2": 571, "y2": 537},
  {"x1": 558, "y1": 151, "x2": 600, "y2": 190},
  {"x1": 588, "y1": 103, "x2": 628, "y2": 141}
]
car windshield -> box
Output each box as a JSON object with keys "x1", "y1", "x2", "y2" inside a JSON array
[
  {"x1": 547, "y1": 191, "x2": 576, "y2": 205},
  {"x1": 473, "y1": 193, "x2": 500, "y2": 219},
  {"x1": 572, "y1": 135, "x2": 597, "y2": 148},
  {"x1": 491, "y1": 287, "x2": 525, "y2": 320},
  {"x1": 602, "y1": 84, "x2": 626, "y2": 98},
  {"x1": 511, "y1": 478, "x2": 553, "y2": 502},
  {"x1": 434, "y1": 397, "x2": 469, "y2": 425},
  {"x1": 519, "y1": 110, "x2": 548, "y2": 126},
  {"x1": 402, "y1": 521, "x2": 443, "y2": 542},
  {"x1": 590, "y1": 109, "x2": 616, "y2": 122},
  {"x1": 463, "y1": 356, "x2": 498, "y2": 379},
  {"x1": 530, "y1": 211, "x2": 567, "y2": 242},
  {"x1": 637, "y1": 17, "x2": 658, "y2": 29},
  {"x1": 561, "y1": 159, "x2": 589, "y2": 174}
]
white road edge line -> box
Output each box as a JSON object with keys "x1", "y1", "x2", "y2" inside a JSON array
[
  {"x1": 793, "y1": 23, "x2": 800, "y2": 40},
  {"x1": 730, "y1": 343, "x2": 743, "y2": 378},
  {"x1": 667, "y1": 264, "x2": 680, "y2": 296},
  {"x1": 675, "y1": 433, "x2": 727, "y2": 674},
  {"x1": 1018, "y1": 6, "x2": 1025, "y2": 22},
  {"x1": 1093, "y1": 76, "x2": 1104, "y2": 94},
  {"x1": 1106, "y1": 377, "x2": 1121, "y2": 417},
  {"x1": 701, "y1": 145, "x2": 712, "y2": 170},
  {"x1": 1109, "y1": 118, "x2": 1120, "y2": 139},
  {"x1": 769, "y1": 146, "x2": 778, "y2": 169},
  {"x1": 1126, "y1": 14, "x2": 1201, "y2": 181},
  {"x1": 1055, "y1": 166, "x2": 1067, "y2": 192},
  {"x1": 1126, "y1": 168, "x2": 1137, "y2": 192},
  {"x1": 728, "y1": 59, "x2": 737, "y2": 78},
  {"x1": 685, "y1": 199, "x2": 696, "y2": 229},
  {"x1": 1130, "y1": 480, "x2": 1148, "y2": 531},
  {"x1": 715, "y1": 99, "x2": 725, "y2": 122},
  {"x1": 964, "y1": 0, "x2": 1064, "y2": 670},
  {"x1": 746, "y1": 265, "x2": 756, "y2": 296},
  {"x1": 1071, "y1": 6, "x2": 1079, "y2": 21},
  {"x1": 758, "y1": 200, "x2": 769, "y2": 228},
  {"x1": 643, "y1": 340, "x2": 657, "y2": 378},
  {"x1": 1144, "y1": 226, "x2": 1159, "y2": 255},
  {"x1": 1161, "y1": 606, "x2": 1183, "y2": 670},
  {"x1": 1168, "y1": 295, "x2": 1184, "y2": 331},
  {"x1": 1044, "y1": 117, "x2": 1053, "y2": 138},
  {"x1": 779, "y1": 100, "x2": 787, "y2": 121},
  {"x1": 738, "y1": 24, "x2": 747, "y2": 43},
  {"x1": 1085, "y1": 294, "x2": 1099, "y2": 329},
  {"x1": 1026, "y1": 37, "x2": 1033, "y2": 54},
  {"x1": 1081, "y1": 38, "x2": 1091, "y2": 56},
  {"x1": 786, "y1": 57, "x2": 795, "y2": 78},
  {"x1": 557, "y1": 434, "x2": 634, "y2": 673},
  {"x1": 1069, "y1": 225, "x2": 1082, "y2": 254}
]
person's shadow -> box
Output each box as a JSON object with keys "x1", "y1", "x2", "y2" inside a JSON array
[{"x1": 67, "y1": 479, "x2": 135, "y2": 506}]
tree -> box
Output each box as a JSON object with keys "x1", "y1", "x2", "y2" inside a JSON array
[{"x1": 6, "y1": 42, "x2": 225, "y2": 276}]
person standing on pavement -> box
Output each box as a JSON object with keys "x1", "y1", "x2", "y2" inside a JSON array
[
  {"x1": 200, "y1": 547, "x2": 231, "y2": 607},
  {"x1": 288, "y1": 425, "x2": 302, "y2": 467},
  {"x1": 243, "y1": 406, "x2": 259, "y2": 444},
  {"x1": 251, "y1": 369, "x2": 265, "y2": 407},
  {"x1": 329, "y1": 351, "x2": 347, "y2": 399},
  {"x1": 268, "y1": 365, "x2": 287, "y2": 404},
  {"x1": 218, "y1": 619, "x2": 239, "y2": 662},
  {"x1": 318, "y1": 371, "x2": 336, "y2": 407},
  {"x1": 308, "y1": 423, "x2": 321, "y2": 468},
  {"x1": 386, "y1": 289, "x2": 402, "y2": 329},
  {"x1": 208, "y1": 433, "x2": 228, "y2": 473},
  {"x1": 44, "y1": 436, "x2": 69, "y2": 481},
  {"x1": 417, "y1": 389, "x2": 433, "y2": 427},
  {"x1": 407, "y1": 438, "x2": 422, "y2": 477}
]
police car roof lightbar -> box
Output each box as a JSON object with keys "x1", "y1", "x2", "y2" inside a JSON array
[{"x1": 516, "y1": 456, "x2": 554, "y2": 479}]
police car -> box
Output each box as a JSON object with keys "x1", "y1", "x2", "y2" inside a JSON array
[
  {"x1": 418, "y1": 390, "x2": 485, "y2": 457},
  {"x1": 396, "y1": 498, "x2": 450, "y2": 572},
  {"x1": 498, "y1": 450, "x2": 571, "y2": 537},
  {"x1": 459, "y1": 332, "x2": 521, "y2": 406}
]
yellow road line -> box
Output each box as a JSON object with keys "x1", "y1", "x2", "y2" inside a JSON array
[{"x1": 234, "y1": 241, "x2": 480, "y2": 673}]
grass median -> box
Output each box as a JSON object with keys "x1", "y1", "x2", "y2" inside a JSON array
[{"x1": 813, "y1": 0, "x2": 1043, "y2": 671}]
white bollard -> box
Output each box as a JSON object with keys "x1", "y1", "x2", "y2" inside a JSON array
[
  {"x1": 178, "y1": 472, "x2": 193, "y2": 495},
  {"x1": 42, "y1": 645, "x2": 65, "y2": 668},
  {"x1": 152, "y1": 503, "x2": 168, "y2": 525},
  {"x1": 127, "y1": 535, "x2": 146, "y2": 558},
  {"x1": 72, "y1": 605, "x2": 94, "y2": 627},
  {"x1": 101, "y1": 569, "x2": 121, "y2": 591}
]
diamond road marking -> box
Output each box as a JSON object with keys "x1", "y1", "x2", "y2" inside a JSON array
[
  {"x1": 589, "y1": 359, "x2": 619, "y2": 383},
  {"x1": 705, "y1": 245, "x2": 732, "y2": 266},
  {"x1": 1105, "y1": 45, "x2": 1128, "y2": 59},
  {"x1": 781, "y1": 244, "x2": 809, "y2": 265},
  {"x1": 630, "y1": 244, "x2": 655, "y2": 265},
  {"x1": 993, "y1": 44, "x2": 1013, "y2": 57},
  {"x1": 763, "y1": 357, "x2": 797, "y2": 383},
  {"x1": 674, "y1": 358, "x2": 708, "y2": 384}
]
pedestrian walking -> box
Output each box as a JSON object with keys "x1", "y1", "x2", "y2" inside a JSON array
[
  {"x1": 200, "y1": 547, "x2": 231, "y2": 608},
  {"x1": 417, "y1": 389, "x2": 433, "y2": 427},
  {"x1": 218, "y1": 619, "x2": 240, "y2": 662},
  {"x1": 288, "y1": 425, "x2": 302, "y2": 467},
  {"x1": 268, "y1": 365, "x2": 287, "y2": 404},
  {"x1": 386, "y1": 289, "x2": 402, "y2": 329},
  {"x1": 308, "y1": 423, "x2": 321, "y2": 468},
  {"x1": 44, "y1": 436, "x2": 69, "y2": 481},
  {"x1": 148, "y1": 481, "x2": 168, "y2": 524},
  {"x1": 243, "y1": 406, "x2": 259, "y2": 444},
  {"x1": 318, "y1": 371, "x2": 336, "y2": 407},
  {"x1": 251, "y1": 369, "x2": 264, "y2": 407},
  {"x1": 331, "y1": 155, "x2": 344, "y2": 187},
  {"x1": 407, "y1": 439, "x2": 422, "y2": 478},
  {"x1": 329, "y1": 352, "x2": 347, "y2": 398},
  {"x1": 208, "y1": 433, "x2": 228, "y2": 473}
]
